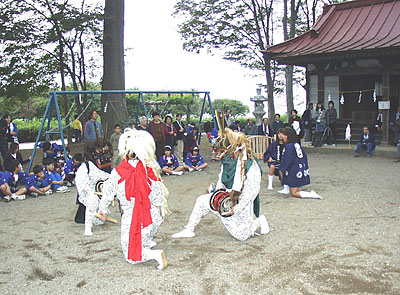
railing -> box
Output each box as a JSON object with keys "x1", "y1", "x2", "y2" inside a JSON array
[{"x1": 247, "y1": 135, "x2": 275, "y2": 160}]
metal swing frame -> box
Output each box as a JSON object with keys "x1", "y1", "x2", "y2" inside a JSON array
[{"x1": 27, "y1": 90, "x2": 216, "y2": 172}]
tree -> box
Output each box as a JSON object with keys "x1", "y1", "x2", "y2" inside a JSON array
[
  {"x1": 173, "y1": 0, "x2": 276, "y2": 120},
  {"x1": 101, "y1": 0, "x2": 128, "y2": 138},
  {"x1": 0, "y1": 0, "x2": 103, "y2": 141},
  {"x1": 209, "y1": 99, "x2": 250, "y2": 117}
]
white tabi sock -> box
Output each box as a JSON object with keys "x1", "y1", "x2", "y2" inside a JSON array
[
  {"x1": 267, "y1": 175, "x2": 274, "y2": 190},
  {"x1": 278, "y1": 185, "x2": 290, "y2": 195},
  {"x1": 299, "y1": 190, "x2": 322, "y2": 199}
]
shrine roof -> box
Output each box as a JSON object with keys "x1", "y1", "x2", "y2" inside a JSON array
[{"x1": 264, "y1": 0, "x2": 400, "y2": 65}]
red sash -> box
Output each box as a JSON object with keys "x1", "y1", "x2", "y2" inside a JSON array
[{"x1": 115, "y1": 159, "x2": 158, "y2": 261}]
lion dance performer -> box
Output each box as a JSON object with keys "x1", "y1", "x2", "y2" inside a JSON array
[
  {"x1": 75, "y1": 139, "x2": 113, "y2": 236},
  {"x1": 98, "y1": 129, "x2": 170, "y2": 270},
  {"x1": 172, "y1": 126, "x2": 270, "y2": 241}
]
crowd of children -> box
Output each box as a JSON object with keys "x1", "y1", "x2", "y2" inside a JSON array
[{"x1": 0, "y1": 140, "x2": 83, "y2": 202}]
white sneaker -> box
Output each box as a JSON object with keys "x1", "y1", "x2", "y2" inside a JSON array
[
  {"x1": 259, "y1": 215, "x2": 270, "y2": 235},
  {"x1": 172, "y1": 171, "x2": 183, "y2": 176},
  {"x1": 332, "y1": 144, "x2": 336, "y2": 147},
  {"x1": 3, "y1": 195, "x2": 11, "y2": 202},
  {"x1": 56, "y1": 186, "x2": 69, "y2": 193},
  {"x1": 149, "y1": 240, "x2": 157, "y2": 248},
  {"x1": 45, "y1": 190, "x2": 53, "y2": 195},
  {"x1": 172, "y1": 228, "x2": 195, "y2": 238},
  {"x1": 198, "y1": 169, "x2": 203, "y2": 172},
  {"x1": 11, "y1": 194, "x2": 26, "y2": 200},
  {"x1": 188, "y1": 168, "x2": 194, "y2": 172},
  {"x1": 267, "y1": 185, "x2": 273, "y2": 190},
  {"x1": 31, "y1": 192, "x2": 39, "y2": 198}
]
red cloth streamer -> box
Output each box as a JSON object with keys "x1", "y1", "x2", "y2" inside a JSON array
[{"x1": 115, "y1": 159, "x2": 158, "y2": 261}]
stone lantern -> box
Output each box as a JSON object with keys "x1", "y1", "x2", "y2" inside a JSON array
[{"x1": 251, "y1": 88, "x2": 267, "y2": 125}]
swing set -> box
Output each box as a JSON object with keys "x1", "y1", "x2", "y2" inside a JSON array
[{"x1": 27, "y1": 90, "x2": 217, "y2": 172}]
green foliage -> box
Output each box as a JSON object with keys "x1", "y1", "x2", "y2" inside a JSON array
[
  {"x1": 209, "y1": 98, "x2": 249, "y2": 116},
  {"x1": 16, "y1": 119, "x2": 65, "y2": 143},
  {"x1": 0, "y1": 0, "x2": 103, "y2": 100}
]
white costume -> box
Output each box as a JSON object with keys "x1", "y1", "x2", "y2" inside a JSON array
[
  {"x1": 100, "y1": 160, "x2": 165, "y2": 263},
  {"x1": 76, "y1": 161, "x2": 110, "y2": 236},
  {"x1": 173, "y1": 129, "x2": 270, "y2": 241},
  {"x1": 98, "y1": 129, "x2": 169, "y2": 270}
]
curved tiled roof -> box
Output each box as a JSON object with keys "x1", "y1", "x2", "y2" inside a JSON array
[{"x1": 264, "y1": 0, "x2": 400, "y2": 65}]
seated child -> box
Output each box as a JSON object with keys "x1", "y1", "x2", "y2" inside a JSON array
[
  {"x1": 38, "y1": 141, "x2": 63, "y2": 159},
  {"x1": 42, "y1": 157, "x2": 70, "y2": 193},
  {"x1": 4, "y1": 142, "x2": 31, "y2": 172},
  {"x1": 158, "y1": 145, "x2": 183, "y2": 175},
  {"x1": 0, "y1": 159, "x2": 28, "y2": 201},
  {"x1": 263, "y1": 128, "x2": 285, "y2": 190},
  {"x1": 183, "y1": 147, "x2": 208, "y2": 172},
  {"x1": 26, "y1": 165, "x2": 53, "y2": 197},
  {"x1": 64, "y1": 153, "x2": 83, "y2": 184}
]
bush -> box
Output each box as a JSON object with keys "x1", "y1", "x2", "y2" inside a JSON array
[{"x1": 16, "y1": 119, "x2": 65, "y2": 143}]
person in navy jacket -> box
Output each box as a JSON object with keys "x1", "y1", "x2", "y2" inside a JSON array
[
  {"x1": 278, "y1": 128, "x2": 322, "y2": 199},
  {"x1": 38, "y1": 141, "x2": 63, "y2": 159},
  {"x1": 26, "y1": 165, "x2": 52, "y2": 197},
  {"x1": 183, "y1": 146, "x2": 208, "y2": 172},
  {"x1": 257, "y1": 118, "x2": 274, "y2": 137},
  {"x1": 263, "y1": 128, "x2": 285, "y2": 190},
  {"x1": 158, "y1": 145, "x2": 183, "y2": 175},
  {"x1": 0, "y1": 159, "x2": 28, "y2": 201},
  {"x1": 64, "y1": 154, "x2": 83, "y2": 183},
  {"x1": 355, "y1": 126, "x2": 375, "y2": 157}
]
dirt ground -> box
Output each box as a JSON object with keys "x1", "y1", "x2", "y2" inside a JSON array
[{"x1": 0, "y1": 143, "x2": 399, "y2": 295}]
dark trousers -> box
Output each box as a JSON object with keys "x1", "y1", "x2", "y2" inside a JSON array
[
  {"x1": 0, "y1": 141, "x2": 8, "y2": 162},
  {"x1": 74, "y1": 129, "x2": 82, "y2": 143},
  {"x1": 155, "y1": 141, "x2": 165, "y2": 161},
  {"x1": 326, "y1": 123, "x2": 336, "y2": 145}
]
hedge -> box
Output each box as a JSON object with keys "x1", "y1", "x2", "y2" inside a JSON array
[{"x1": 16, "y1": 119, "x2": 65, "y2": 143}]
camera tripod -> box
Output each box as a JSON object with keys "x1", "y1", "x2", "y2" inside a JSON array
[{"x1": 321, "y1": 125, "x2": 336, "y2": 145}]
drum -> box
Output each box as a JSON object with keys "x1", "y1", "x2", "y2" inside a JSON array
[
  {"x1": 95, "y1": 180, "x2": 104, "y2": 199},
  {"x1": 209, "y1": 190, "x2": 234, "y2": 217}
]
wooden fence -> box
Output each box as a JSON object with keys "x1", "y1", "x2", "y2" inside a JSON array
[{"x1": 247, "y1": 135, "x2": 275, "y2": 160}]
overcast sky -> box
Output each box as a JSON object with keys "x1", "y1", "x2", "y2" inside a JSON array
[{"x1": 123, "y1": 0, "x2": 286, "y2": 113}]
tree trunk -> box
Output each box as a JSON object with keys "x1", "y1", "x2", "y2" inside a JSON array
[
  {"x1": 101, "y1": 0, "x2": 128, "y2": 138},
  {"x1": 263, "y1": 55, "x2": 275, "y2": 121}
]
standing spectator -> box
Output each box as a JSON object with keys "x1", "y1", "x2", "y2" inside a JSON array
[
  {"x1": 225, "y1": 109, "x2": 234, "y2": 128},
  {"x1": 6, "y1": 115, "x2": 18, "y2": 144},
  {"x1": 389, "y1": 106, "x2": 400, "y2": 145},
  {"x1": 355, "y1": 126, "x2": 375, "y2": 157},
  {"x1": 83, "y1": 110, "x2": 103, "y2": 141},
  {"x1": 173, "y1": 113, "x2": 185, "y2": 164},
  {"x1": 110, "y1": 124, "x2": 122, "y2": 168},
  {"x1": 289, "y1": 110, "x2": 302, "y2": 142},
  {"x1": 302, "y1": 103, "x2": 313, "y2": 143},
  {"x1": 312, "y1": 102, "x2": 326, "y2": 147},
  {"x1": 272, "y1": 114, "x2": 285, "y2": 134},
  {"x1": 244, "y1": 118, "x2": 257, "y2": 135},
  {"x1": 136, "y1": 116, "x2": 149, "y2": 132},
  {"x1": 72, "y1": 115, "x2": 82, "y2": 143},
  {"x1": 4, "y1": 142, "x2": 30, "y2": 172},
  {"x1": 149, "y1": 111, "x2": 166, "y2": 160},
  {"x1": 233, "y1": 120, "x2": 242, "y2": 132},
  {"x1": 326, "y1": 101, "x2": 337, "y2": 146},
  {"x1": 0, "y1": 114, "x2": 10, "y2": 161},
  {"x1": 257, "y1": 118, "x2": 274, "y2": 137},
  {"x1": 163, "y1": 114, "x2": 177, "y2": 152}
]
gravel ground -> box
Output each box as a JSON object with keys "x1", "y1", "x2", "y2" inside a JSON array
[{"x1": 0, "y1": 147, "x2": 399, "y2": 295}]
